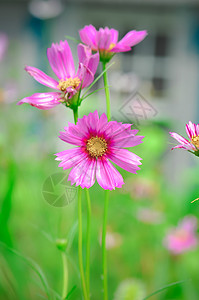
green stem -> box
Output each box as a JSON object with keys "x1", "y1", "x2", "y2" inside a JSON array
[
  {"x1": 73, "y1": 107, "x2": 78, "y2": 124},
  {"x1": 102, "y1": 190, "x2": 109, "y2": 300},
  {"x1": 61, "y1": 252, "x2": 68, "y2": 299},
  {"x1": 78, "y1": 187, "x2": 88, "y2": 300},
  {"x1": 102, "y1": 61, "x2": 111, "y2": 121},
  {"x1": 85, "y1": 188, "x2": 91, "y2": 296}
]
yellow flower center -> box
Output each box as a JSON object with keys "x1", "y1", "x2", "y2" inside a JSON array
[
  {"x1": 58, "y1": 77, "x2": 81, "y2": 92},
  {"x1": 191, "y1": 135, "x2": 199, "y2": 148},
  {"x1": 86, "y1": 136, "x2": 107, "y2": 157},
  {"x1": 107, "y1": 43, "x2": 116, "y2": 51}
]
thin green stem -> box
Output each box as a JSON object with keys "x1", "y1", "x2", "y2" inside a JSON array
[
  {"x1": 102, "y1": 190, "x2": 109, "y2": 300},
  {"x1": 85, "y1": 188, "x2": 91, "y2": 296},
  {"x1": 78, "y1": 187, "x2": 88, "y2": 300},
  {"x1": 61, "y1": 252, "x2": 68, "y2": 299},
  {"x1": 102, "y1": 61, "x2": 111, "y2": 121},
  {"x1": 73, "y1": 107, "x2": 78, "y2": 124}
]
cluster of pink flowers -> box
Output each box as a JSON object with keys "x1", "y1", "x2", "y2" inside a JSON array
[{"x1": 18, "y1": 25, "x2": 147, "y2": 190}]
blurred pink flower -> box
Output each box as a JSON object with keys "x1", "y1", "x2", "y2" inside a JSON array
[
  {"x1": 136, "y1": 208, "x2": 164, "y2": 224},
  {"x1": 55, "y1": 110, "x2": 143, "y2": 190},
  {"x1": 163, "y1": 216, "x2": 198, "y2": 255},
  {"x1": 0, "y1": 33, "x2": 8, "y2": 62},
  {"x1": 79, "y1": 25, "x2": 147, "y2": 62},
  {"x1": 170, "y1": 121, "x2": 199, "y2": 156},
  {"x1": 121, "y1": 177, "x2": 159, "y2": 200},
  {"x1": 99, "y1": 227, "x2": 122, "y2": 250},
  {"x1": 18, "y1": 41, "x2": 99, "y2": 110}
]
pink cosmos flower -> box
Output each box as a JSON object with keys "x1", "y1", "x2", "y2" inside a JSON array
[
  {"x1": 163, "y1": 216, "x2": 198, "y2": 255},
  {"x1": 170, "y1": 121, "x2": 199, "y2": 156},
  {"x1": 17, "y1": 41, "x2": 99, "y2": 110},
  {"x1": 79, "y1": 25, "x2": 147, "y2": 62},
  {"x1": 0, "y1": 33, "x2": 8, "y2": 62},
  {"x1": 55, "y1": 110, "x2": 144, "y2": 190}
]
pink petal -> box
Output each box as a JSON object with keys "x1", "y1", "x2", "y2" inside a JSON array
[
  {"x1": 186, "y1": 121, "x2": 197, "y2": 138},
  {"x1": 76, "y1": 62, "x2": 94, "y2": 89},
  {"x1": 77, "y1": 43, "x2": 99, "y2": 75},
  {"x1": 170, "y1": 132, "x2": 194, "y2": 150},
  {"x1": 113, "y1": 30, "x2": 147, "y2": 52},
  {"x1": 171, "y1": 145, "x2": 191, "y2": 151},
  {"x1": 107, "y1": 148, "x2": 142, "y2": 174},
  {"x1": 47, "y1": 40, "x2": 75, "y2": 80},
  {"x1": 55, "y1": 147, "x2": 86, "y2": 170},
  {"x1": 97, "y1": 27, "x2": 112, "y2": 50},
  {"x1": 68, "y1": 156, "x2": 96, "y2": 189},
  {"x1": 196, "y1": 124, "x2": 199, "y2": 136},
  {"x1": 96, "y1": 157, "x2": 124, "y2": 190},
  {"x1": 17, "y1": 92, "x2": 62, "y2": 110},
  {"x1": 25, "y1": 66, "x2": 59, "y2": 89},
  {"x1": 59, "y1": 129, "x2": 84, "y2": 146},
  {"x1": 77, "y1": 43, "x2": 92, "y2": 64},
  {"x1": 87, "y1": 52, "x2": 99, "y2": 75},
  {"x1": 111, "y1": 132, "x2": 144, "y2": 148},
  {"x1": 110, "y1": 29, "x2": 118, "y2": 44},
  {"x1": 79, "y1": 25, "x2": 98, "y2": 49}
]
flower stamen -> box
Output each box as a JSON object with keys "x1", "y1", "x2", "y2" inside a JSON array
[
  {"x1": 86, "y1": 136, "x2": 107, "y2": 157},
  {"x1": 191, "y1": 136, "x2": 199, "y2": 148},
  {"x1": 58, "y1": 77, "x2": 81, "y2": 92},
  {"x1": 107, "y1": 43, "x2": 115, "y2": 51}
]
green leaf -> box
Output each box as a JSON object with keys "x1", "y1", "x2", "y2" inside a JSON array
[
  {"x1": 0, "y1": 242, "x2": 52, "y2": 300},
  {"x1": 143, "y1": 280, "x2": 188, "y2": 299}
]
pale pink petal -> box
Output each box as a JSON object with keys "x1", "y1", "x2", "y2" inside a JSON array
[
  {"x1": 97, "y1": 113, "x2": 108, "y2": 132},
  {"x1": 97, "y1": 27, "x2": 112, "y2": 50},
  {"x1": 170, "y1": 132, "x2": 193, "y2": 150},
  {"x1": 17, "y1": 92, "x2": 62, "y2": 110},
  {"x1": 79, "y1": 25, "x2": 98, "y2": 49},
  {"x1": 76, "y1": 62, "x2": 94, "y2": 88},
  {"x1": 186, "y1": 121, "x2": 197, "y2": 138},
  {"x1": 112, "y1": 132, "x2": 144, "y2": 148},
  {"x1": 107, "y1": 148, "x2": 142, "y2": 174},
  {"x1": 25, "y1": 66, "x2": 59, "y2": 89},
  {"x1": 171, "y1": 145, "x2": 192, "y2": 151},
  {"x1": 110, "y1": 29, "x2": 118, "y2": 44},
  {"x1": 68, "y1": 157, "x2": 96, "y2": 188},
  {"x1": 47, "y1": 40, "x2": 75, "y2": 80},
  {"x1": 87, "y1": 52, "x2": 99, "y2": 75},
  {"x1": 77, "y1": 43, "x2": 99, "y2": 75},
  {"x1": 59, "y1": 128, "x2": 84, "y2": 146},
  {"x1": 55, "y1": 148, "x2": 87, "y2": 170},
  {"x1": 77, "y1": 43, "x2": 92, "y2": 65},
  {"x1": 196, "y1": 124, "x2": 199, "y2": 136},
  {"x1": 112, "y1": 30, "x2": 147, "y2": 52},
  {"x1": 96, "y1": 157, "x2": 124, "y2": 190}
]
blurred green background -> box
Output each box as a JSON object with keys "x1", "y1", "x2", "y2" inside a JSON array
[{"x1": 1, "y1": 0, "x2": 199, "y2": 299}]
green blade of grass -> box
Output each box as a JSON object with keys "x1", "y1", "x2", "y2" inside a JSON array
[
  {"x1": 65, "y1": 36, "x2": 81, "y2": 44},
  {"x1": 143, "y1": 279, "x2": 188, "y2": 299},
  {"x1": 64, "y1": 285, "x2": 77, "y2": 299},
  {"x1": 0, "y1": 242, "x2": 52, "y2": 300},
  {"x1": 81, "y1": 62, "x2": 115, "y2": 99},
  {"x1": 66, "y1": 221, "x2": 78, "y2": 252},
  {"x1": 81, "y1": 86, "x2": 110, "y2": 101}
]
